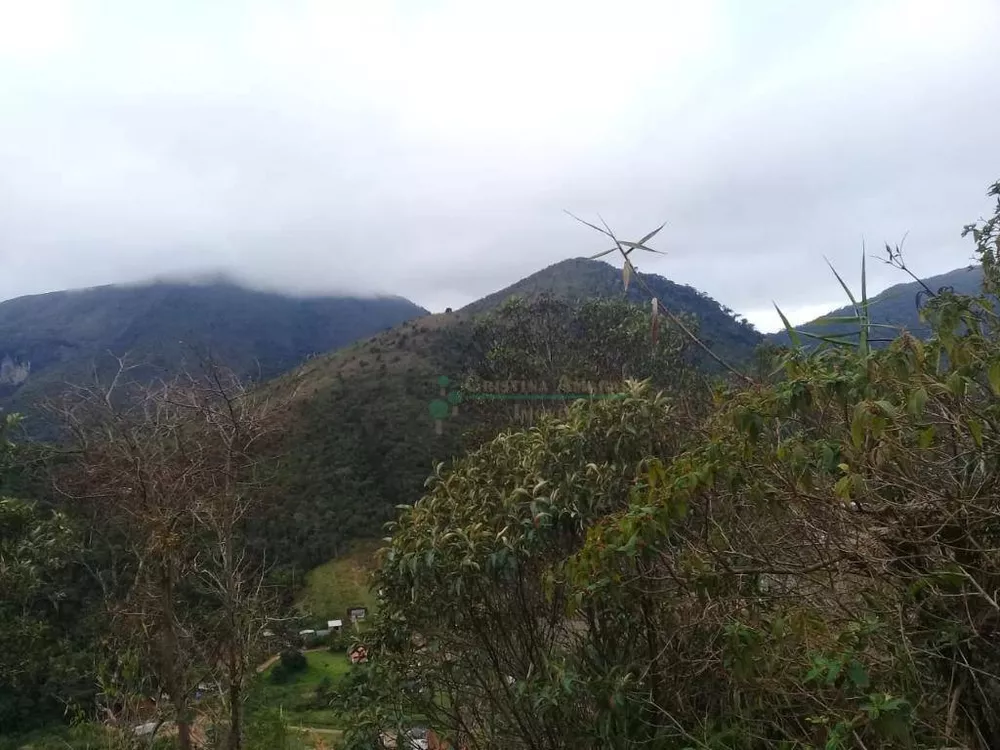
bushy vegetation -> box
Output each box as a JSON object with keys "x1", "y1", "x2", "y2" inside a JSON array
[
  {"x1": 0, "y1": 415, "x2": 101, "y2": 733},
  {"x1": 1, "y1": 290, "x2": 705, "y2": 744},
  {"x1": 255, "y1": 292, "x2": 707, "y2": 575},
  {"x1": 275, "y1": 651, "x2": 308, "y2": 679},
  {"x1": 340, "y1": 181, "x2": 1000, "y2": 749},
  {"x1": 250, "y1": 651, "x2": 352, "y2": 732},
  {"x1": 6, "y1": 179, "x2": 1000, "y2": 748}
]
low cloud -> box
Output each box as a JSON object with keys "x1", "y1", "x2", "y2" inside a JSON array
[{"x1": 1, "y1": 0, "x2": 997, "y2": 332}]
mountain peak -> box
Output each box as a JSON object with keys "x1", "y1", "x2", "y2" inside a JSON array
[{"x1": 460, "y1": 255, "x2": 760, "y2": 366}]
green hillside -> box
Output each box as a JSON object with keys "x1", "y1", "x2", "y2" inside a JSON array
[
  {"x1": 768, "y1": 264, "x2": 983, "y2": 347},
  {"x1": 296, "y1": 539, "x2": 383, "y2": 626},
  {"x1": 250, "y1": 258, "x2": 751, "y2": 574},
  {"x1": 0, "y1": 279, "x2": 427, "y2": 437}
]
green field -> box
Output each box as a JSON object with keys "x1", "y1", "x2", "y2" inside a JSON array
[
  {"x1": 296, "y1": 539, "x2": 383, "y2": 625},
  {"x1": 248, "y1": 650, "x2": 353, "y2": 732}
]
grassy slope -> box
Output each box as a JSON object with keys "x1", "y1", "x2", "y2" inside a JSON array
[{"x1": 297, "y1": 539, "x2": 383, "y2": 624}]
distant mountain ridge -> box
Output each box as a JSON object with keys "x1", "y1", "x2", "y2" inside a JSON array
[
  {"x1": 0, "y1": 279, "x2": 428, "y2": 433},
  {"x1": 768, "y1": 265, "x2": 983, "y2": 347}
]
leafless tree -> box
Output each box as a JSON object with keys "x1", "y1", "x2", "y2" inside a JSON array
[{"x1": 50, "y1": 356, "x2": 294, "y2": 749}]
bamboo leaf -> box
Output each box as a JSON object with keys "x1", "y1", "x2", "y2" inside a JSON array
[
  {"x1": 860, "y1": 252, "x2": 870, "y2": 355},
  {"x1": 598, "y1": 215, "x2": 632, "y2": 263},
  {"x1": 968, "y1": 418, "x2": 984, "y2": 448},
  {"x1": 619, "y1": 241, "x2": 666, "y2": 254},
  {"x1": 861, "y1": 250, "x2": 869, "y2": 313},
  {"x1": 587, "y1": 247, "x2": 618, "y2": 259},
  {"x1": 810, "y1": 318, "x2": 902, "y2": 330},
  {"x1": 824, "y1": 257, "x2": 859, "y2": 312},
  {"x1": 988, "y1": 360, "x2": 1000, "y2": 396},
  {"x1": 812, "y1": 315, "x2": 863, "y2": 325},
  {"x1": 773, "y1": 303, "x2": 802, "y2": 349},
  {"x1": 623, "y1": 260, "x2": 634, "y2": 291},
  {"x1": 796, "y1": 331, "x2": 857, "y2": 347},
  {"x1": 636, "y1": 222, "x2": 666, "y2": 247},
  {"x1": 565, "y1": 210, "x2": 613, "y2": 239}
]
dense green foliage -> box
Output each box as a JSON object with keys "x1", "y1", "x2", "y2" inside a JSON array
[
  {"x1": 255, "y1": 294, "x2": 706, "y2": 574},
  {"x1": 342, "y1": 181, "x2": 1000, "y2": 749},
  {"x1": 0, "y1": 279, "x2": 427, "y2": 438},
  {"x1": 253, "y1": 256, "x2": 762, "y2": 575},
  {"x1": 0, "y1": 415, "x2": 100, "y2": 734}
]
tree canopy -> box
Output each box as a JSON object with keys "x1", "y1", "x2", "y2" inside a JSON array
[{"x1": 342, "y1": 181, "x2": 1000, "y2": 750}]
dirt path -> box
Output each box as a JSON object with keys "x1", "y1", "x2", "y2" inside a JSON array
[
  {"x1": 289, "y1": 726, "x2": 343, "y2": 736},
  {"x1": 254, "y1": 646, "x2": 329, "y2": 674}
]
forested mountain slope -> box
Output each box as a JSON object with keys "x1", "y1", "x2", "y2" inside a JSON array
[
  {"x1": 768, "y1": 264, "x2": 982, "y2": 347},
  {"x1": 0, "y1": 279, "x2": 427, "y2": 435},
  {"x1": 252, "y1": 257, "x2": 759, "y2": 573}
]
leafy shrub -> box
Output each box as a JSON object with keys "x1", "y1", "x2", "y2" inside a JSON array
[
  {"x1": 344, "y1": 181, "x2": 1000, "y2": 750},
  {"x1": 270, "y1": 649, "x2": 308, "y2": 683},
  {"x1": 279, "y1": 649, "x2": 307, "y2": 672}
]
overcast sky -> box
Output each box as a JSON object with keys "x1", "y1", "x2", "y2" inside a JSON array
[{"x1": 1, "y1": 0, "x2": 998, "y2": 332}]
